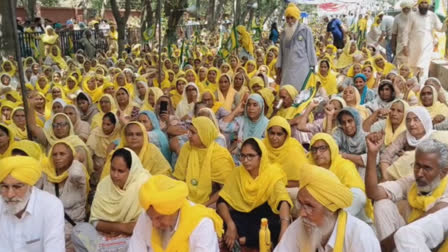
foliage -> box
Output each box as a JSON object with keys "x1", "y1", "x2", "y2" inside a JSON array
[{"x1": 40, "y1": 0, "x2": 59, "y2": 7}]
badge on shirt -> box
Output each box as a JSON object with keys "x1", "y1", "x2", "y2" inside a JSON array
[
  {"x1": 298, "y1": 35, "x2": 303, "y2": 41},
  {"x1": 191, "y1": 179, "x2": 198, "y2": 186}
]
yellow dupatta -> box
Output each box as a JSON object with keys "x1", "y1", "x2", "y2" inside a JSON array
[
  {"x1": 258, "y1": 88, "x2": 275, "y2": 118},
  {"x1": 219, "y1": 138, "x2": 292, "y2": 213},
  {"x1": 63, "y1": 75, "x2": 81, "y2": 99},
  {"x1": 0, "y1": 123, "x2": 15, "y2": 159},
  {"x1": 41, "y1": 27, "x2": 59, "y2": 45},
  {"x1": 43, "y1": 141, "x2": 90, "y2": 193},
  {"x1": 1, "y1": 60, "x2": 17, "y2": 77},
  {"x1": 91, "y1": 94, "x2": 118, "y2": 130},
  {"x1": 86, "y1": 114, "x2": 120, "y2": 159},
  {"x1": 114, "y1": 72, "x2": 135, "y2": 98},
  {"x1": 278, "y1": 85, "x2": 299, "y2": 120},
  {"x1": 203, "y1": 67, "x2": 220, "y2": 93},
  {"x1": 419, "y1": 85, "x2": 448, "y2": 119},
  {"x1": 217, "y1": 73, "x2": 237, "y2": 112},
  {"x1": 81, "y1": 75, "x2": 102, "y2": 103},
  {"x1": 100, "y1": 122, "x2": 171, "y2": 180},
  {"x1": 373, "y1": 55, "x2": 396, "y2": 76},
  {"x1": 384, "y1": 100, "x2": 408, "y2": 146},
  {"x1": 142, "y1": 87, "x2": 164, "y2": 111},
  {"x1": 407, "y1": 176, "x2": 448, "y2": 223},
  {"x1": 0, "y1": 100, "x2": 15, "y2": 125},
  {"x1": 90, "y1": 148, "x2": 151, "y2": 223},
  {"x1": 245, "y1": 60, "x2": 257, "y2": 79},
  {"x1": 49, "y1": 45, "x2": 67, "y2": 70},
  {"x1": 173, "y1": 117, "x2": 234, "y2": 204},
  {"x1": 263, "y1": 116, "x2": 307, "y2": 181},
  {"x1": 317, "y1": 59, "x2": 338, "y2": 95},
  {"x1": 336, "y1": 41, "x2": 359, "y2": 69},
  {"x1": 201, "y1": 89, "x2": 223, "y2": 113},
  {"x1": 35, "y1": 75, "x2": 51, "y2": 95},
  {"x1": 9, "y1": 107, "x2": 27, "y2": 140}
]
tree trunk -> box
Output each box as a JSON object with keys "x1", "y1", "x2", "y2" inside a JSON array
[
  {"x1": 165, "y1": 0, "x2": 188, "y2": 46},
  {"x1": 215, "y1": 0, "x2": 226, "y2": 24},
  {"x1": 22, "y1": 0, "x2": 36, "y2": 20},
  {"x1": 140, "y1": 0, "x2": 153, "y2": 43},
  {"x1": 110, "y1": 0, "x2": 131, "y2": 55},
  {"x1": 207, "y1": 0, "x2": 215, "y2": 30},
  {"x1": 0, "y1": 0, "x2": 16, "y2": 57},
  {"x1": 234, "y1": 0, "x2": 241, "y2": 25},
  {"x1": 195, "y1": 0, "x2": 200, "y2": 20}
]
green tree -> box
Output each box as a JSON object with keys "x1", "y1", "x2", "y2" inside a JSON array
[{"x1": 40, "y1": 0, "x2": 59, "y2": 7}]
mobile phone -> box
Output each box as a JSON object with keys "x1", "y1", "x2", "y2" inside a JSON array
[{"x1": 160, "y1": 101, "x2": 168, "y2": 114}]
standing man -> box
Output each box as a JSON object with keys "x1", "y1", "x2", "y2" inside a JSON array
[
  {"x1": 0, "y1": 156, "x2": 65, "y2": 251},
  {"x1": 276, "y1": 3, "x2": 317, "y2": 91},
  {"x1": 403, "y1": 0, "x2": 448, "y2": 81},
  {"x1": 324, "y1": 15, "x2": 346, "y2": 49},
  {"x1": 380, "y1": 14, "x2": 395, "y2": 62},
  {"x1": 391, "y1": 0, "x2": 413, "y2": 66}
]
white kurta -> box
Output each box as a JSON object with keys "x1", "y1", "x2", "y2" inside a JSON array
[
  {"x1": 403, "y1": 11, "x2": 444, "y2": 73},
  {"x1": 274, "y1": 212, "x2": 381, "y2": 252},
  {"x1": 392, "y1": 12, "x2": 411, "y2": 65},
  {"x1": 394, "y1": 207, "x2": 448, "y2": 251}
]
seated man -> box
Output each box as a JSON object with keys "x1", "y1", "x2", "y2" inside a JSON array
[
  {"x1": 128, "y1": 175, "x2": 223, "y2": 251},
  {"x1": 0, "y1": 156, "x2": 65, "y2": 251},
  {"x1": 394, "y1": 207, "x2": 448, "y2": 251},
  {"x1": 275, "y1": 165, "x2": 380, "y2": 251},
  {"x1": 365, "y1": 134, "x2": 448, "y2": 251}
]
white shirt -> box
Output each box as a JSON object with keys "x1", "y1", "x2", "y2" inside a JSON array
[
  {"x1": 274, "y1": 212, "x2": 381, "y2": 252},
  {"x1": 394, "y1": 207, "x2": 448, "y2": 251},
  {"x1": 127, "y1": 208, "x2": 219, "y2": 252},
  {"x1": 380, "y1": 15, "x2": 395, "y2": 40},
  {"x1": 0, "y1": 187, "x2": 65, "y2": 252}
]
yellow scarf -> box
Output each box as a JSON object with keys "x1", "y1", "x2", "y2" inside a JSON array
[
  {"x1": 407, "y1": 176, "x2": 448, "y2": 223},
  {"x1": 258, "y1": 88, "x2": 275, "y2": 118},
  {"x1": 9, "y1": 107, "x2": 27, "y2": 140},
  {"x1": 334, "y1": 211, "x2": 348, "y2": 252},
  {"x1": 336, "y1": 41, "x2": 360, "y2": 69},
  {"x1": 317, "y1": 70, "x2": 338, "y2": 96},
  {"x1": 1, "y1": 60, "x2": 17, "y2": 77},
  {"x1": 384, "y1": 99, "x2": 408, "y2": 146},
  {"x1": 373, "y1": 55, "x2": 396, "y2": 76},
  {"x1": 0, "y1": 123, "x2": 14, "y2": 159},
  {"x1": 49, "y1": 46, "x2": 67, "y2": 70},
  {"x1": 86, "y1": 120, "x2": 120, "y2": 159},
  {"x1": 263, "y1": 116, "x2": 307, "y2": 182},
  {"x1": 101, "y1": 122, "x2": 171, "y2": 179},
  {"x1": 151, "y1": 201, "x2": 223, "y2": 252},
  {"x1": 419, "y1": 85, "x2": 448, "y2": 119},
  {"x1": 245, "y1": 60, "x2": 257, "y2": 79},
  {"x1": 217, "y1": 74, "x2": 237, "y2": 112},
  {"x1": 63, "y1": 76, "x2": 81, "y2": 98},
  {"x1": 35, "y1": 76, "x2": 51, "y2": 95},
  {"x1": 219, "y1": 138, "x2": 292, "y2": 213},
  {"x1": 91, "y1": 94, "x2": 118, "y2": 130},
  {"x1": 203, "y1": 67, "x2": 220, "y2": 93},
  {"x1": 81, "y1": 75, "x2": 102, "y2": 103},
  {"x1": 173, "y1": 117, "x2": 234, "y2": 204},
  {"x1": 114, "y1": 72, "x2": 135, "y2": 98},
  {"x1": 91, "y1": 148, "x2": 151, "y2": 223},
  {"x1": 278, "y1": 85, "x2": 299, "y2": 120},
  {"x1": 142, "y1": 87, "x2": 164, "y2": 111}
]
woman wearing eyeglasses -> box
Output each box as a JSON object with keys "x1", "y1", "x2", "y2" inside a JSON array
[
  {"x1": 217, "y1": 138, "x2": 292, "y2": 251},
  {"x1": 309, "y1": 133, "x2": 373, "y2": 224}
]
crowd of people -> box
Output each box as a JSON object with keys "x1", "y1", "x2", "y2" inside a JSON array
[{"x1": 1, "y1": 0, "x2": 448, "y2": 251}]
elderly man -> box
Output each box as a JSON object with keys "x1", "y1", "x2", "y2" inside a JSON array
[
  {"x1": 365, "y1": 134, "x2": 448, "y2": 251},
  {"x1": 276, "y1": 3, "x2": 317, "y2": 91},
  {"x1": 128, "y1": 175, "x2": 223, "y2": 251},
  {"x1": 391, "y1": 0, "x2": 413, "y2": 66},
  {"x1": 274, "y1": 165, "x2": 380, "y2": 251},
  {"x1": 403, "y1": 0, "x2": 448, "y2": 81},
  {"x1": 0, "y1": 156, "x2": 65, "y2": 251}
]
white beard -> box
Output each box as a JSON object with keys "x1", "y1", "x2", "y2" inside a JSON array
[
  {"x1": 296, "y1": 214, "x2": 336, "y2": 252},
  {"x1": 284, "y1": 21, "x2": 299, "y2": 42},
  {"x1": 418, "y1": 175, "x2": 441, "y2": 194},
  {"x1": 2, "y1": 188, "x2": 31, "y2": 215}
]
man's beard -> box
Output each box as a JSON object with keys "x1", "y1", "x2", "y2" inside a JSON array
[
  {"x1": 417, "y1": 175, "x2": 441, "y2": 194},
  {"x1": 419, "y1": 7, "x2": 429, "y2": 15},
  {"x1": 2, "y1": 188, "x2": 31, "y2": 215},
  {"x1": 296, "y1": 213, "x2": 336, "y2": 252},
  {"x1": 284, "y1": 21, "x2": 298, "y2": 42}
]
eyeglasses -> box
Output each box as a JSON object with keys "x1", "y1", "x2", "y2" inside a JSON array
[
  {"x1": 310, "y1": 145, "x2": 329, "y2": 154},
  {"x1": 52, "y1": 122, "x2": 69, "y2": 129},
  {"x1": 0, "y1": 183, "x2": 26, "y2": 193},
  {"x1": 238, "y1": 153, "x2": 259, "y2": 161}
]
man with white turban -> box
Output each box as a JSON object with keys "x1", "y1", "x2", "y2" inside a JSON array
[
  {"x1": 127, "y1": 175, "x2": 223, "y2": 251},
  {"x1": 0, "y1": 156, "x2": 65, "y2": 251},
  {"x1": 276, "y1": 3, "x2": 317, "y2": 91},
  {"x1": 391, "y1": 0, "x2": 413, "y2": 65},
  {"x1": 274, "y1": 165, "x2": 380, "y2": 252}
]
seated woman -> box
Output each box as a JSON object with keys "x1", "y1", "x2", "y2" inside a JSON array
[
  {"x1": 392, "y1": 75, "x2": 419, "y2": 106},
  {"x1": 91, "y1": 94, "x2": 117, "y2": 130},
  {"x1": 115, "y1": 87, "x2": 139, "y2": 121},
  {"x1": 342, "y1": 85, "x2": 370, "y2": 120},
  {"x1": 380, "y1": 106, "x2": 434, "y2": 180},
  {"x1": 64, "y1": 105, "x2": 90, "y2": 142},
  {"x1": 87, "y1": 112, "x2": 121, "y2": 183},
  {"x1": 170, "y1": 77, "x2": 187, "y2": 108},
  {"x1": 309, "y1": 133, "x2": 373, "y2": 223},
  {"x1": 0, "y1": 123, "x2": 14, "y2": 159},
  {"x1": 364, "y1": 80, "x2": 396, "y2": 112},
  {"x1": 9, "y1": 107, "x2": 28, "y2": 140},
  {"x1": 233, "y1": 71, "x2": 250, "y2": 100},
  {"x1": 200, "y1": 89, "x2": 224, "y2": 116},
  {"x1": 173, "y1": 117, "x2": 234, "y2": 207},
  {"x1": 101, "y1": 121, "x2": 171, "y2": 179},
  {"x1": 41, "y1": 141, "x2": 89, "y2": 251},
  {"x1": 363, "y1": 99, "x2": 408, "y2": 149},
  {"x1": 353, "y1": 73, "x2": 375, "y2": 105},
  {"x1": 141, "y1": 87, "x2": 164, "y2": 111},
  {"x1": 50, "y1": 98, "x2": 66, "y2": 116},
  {"x1": 175, "y1": 83, "x2": 200, "y2": 120},
  {"x1": 419, "y1": 85, "x2": 448, "y2": 124},
  {"x1": 317, "y1": 58, "x2": 338, "y2": 96},
  {"x1": 220, "y1": 94, "x2": 269, "y2": 161},
  {"x1": 72, "y1": 148, "x2": 151, "y2": 252},
  {"x1": 216, "y1": 73, "x2": 238, "y2": 112},
  {"x1": 217, "y1": 138, "x2": 292, "y2": 250},
  {"x1": 0, "y1": 101, "x2": 15, "y2": 125},
  {"x1": 333, "y1": 107, "x2": 368, "y2": 178},
  {"x1": 362, "y1": 63, "x2": 378, "y2": 89},
  {"x1": 137, "y1": 110, "x2": 171, "y2": 162},
  {"x1": 76, "y1": 92, "x2": 99, "y2": 124},
  {"x1": 248, "y1": 76, "x2": 265, "y2": 93},
  {"x1": 197, "y1": 107, "x2": 227, "y2": 148}
]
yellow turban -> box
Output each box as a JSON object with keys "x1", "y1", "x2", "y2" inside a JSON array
[
  {"x1": 192, "y1": 116, "x2": 218, "y2": 147},
  {"x1": 139, "y1": 175, "x2": 189, "y2": 215},
  {"x1": 0, "y1": 156, "x2": 42, "y2": 185},
  {"x1": 285, "y1": 3, "x2": 301, "y2": 20},
  {"x1": 280, "y1": 85, "x2": 298, "y2": 100},
  {"x1": 418, "y1": 0, "x2": 431, "y2": 5},
  {"x1": 299, "y1": 164, "x2": 353, "y2": 212},
  {"x1": 11, "y1": 140, "x2": 43, "y2": 161}
]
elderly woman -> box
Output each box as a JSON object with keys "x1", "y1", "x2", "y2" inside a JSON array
[
  {"x1": 309, "y1": 133, "x2": 373, "y2": 223},
  {"x1": 141, "y1": 87, "x2": 164, "y2": 112},
  {"x1": 217, "y1": 138, "x2": 292, "y2": 250},
  {"x1": 72, "y1": 148, "x2": 151, "y2": 251},
  {"x1": 380, "y1": 107, "x2": 435, "y2": 180},
  {"x1": 0, "y1": 123, "x2": 14, "y2": 159},
  {"x1": 137, "y1": 110, "x2": 171, "y2": 162},
  {"x1": 419, "y1": 85, "x2": 448, "y2": 124},
  {"x1": 216, "y1": 73, "x2": 238, "y2": 112},
  {"x1": 341, "y1": 85, "x2": 370, "y2": 120},
  {"x1": 64, "y1": 105, "x2": 90, "y2": 142},
  {"x1": 173, "y1": 117, "x2": 234, "y2": 206},
  {"x1": 101, "y1": 121, "x2": 171, "y2": 179},
  {"x1": 175, "y1": 83, "x2": 200, "y2": 120},
  {"x1": 115, "y1": 87, "x2": 139, "y2": 120},
  {"x1": 170, "y1": 77, "x2": 187, "y2": 108},
  {"x1": 9, "y1": 107, "x2": 27, "y2": 140},
  {"x1": 91, "y1": 94, "x2": 117, "y2": 130},
  {"x1": 41, "y1": 141, "x2": 89, "y2": 251}
]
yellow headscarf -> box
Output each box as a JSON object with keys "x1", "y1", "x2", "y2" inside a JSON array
[
  {"x1": 173, "y1": 117, "x2": 234, "y2": 204},
  {"x1": 0, "y1": 100, "x2": 15, "y2": 125},
  {"x1": 1, "y1": 60, "x2": 17, "y2": 77},
  {"x1": 258, "y1": 88, "x2": 275, "y2": 118},
  {"x1": 49, "y1": 45, "x2": 67, "y2": 70},
  {"x1": 139, "y1": 175, "x2": 224, "y2": 252},
  {"x1": 219, "y1": 138, "x2": 292, "y2": 213},
  {"x1": 418, "y1": 0, "x2": 432, "y2": 4},
  {"x1": 317, "y1": 59, "x2": 338, "y2": 95},
  {"x1": 217, "y1": 73, "x2": 237, "y2": 112},
  {"x1": 41, "y1": 26, "x2": 59, "y2": 45},
  {"x1": 170, "y1": 78, "x2": 186, "y2": 108},
  {"x1": 278, "y1": 85, "x2": 299, "y2": 120},
  {"x1": 373, "y1": 55, "x2": 396, "y2": 76},
  {"x1": 419, "y1": 85, "x2": 448, "y2": 119},
  {"x1": 100, "y1": 122, "x2": 171, "y2": 179},
  {"x1": 43, "y1": 141, "x2": 90, "y2": 193},
  {"x1": 408, "y1": 176, "x2": 447, "y2": 223},
  {"x1": 81, "y1": 75, "x2": 102, "y2": 103},
  {"x1": 87, "y1": 113, "x2": 121, "y2": 159},
  {"x1": 263, "y1": 116, "x2": 307, "y2": 181},
  {"x1": 285, "y1": 3, "x2": 301, "y2": 20},
  {"x1": 249, "y1": 76, "x2": 265, "y2": 92},
  {"x1": 336, "y1": 41, "x2": 359, "y2": 69},
  {"x1": 346, "y1": 63, "x2": 362, "y2": 78},
  {"x1": 384, "y1": 100, "x2": 409, "y2": 146},
  {"x1": 142, "y1": 87, "x2": 164, "y2": 111},
  {"x1": 201, "y1": 89, "x2": 223, "y2": 113},
  {"x1": 63, "y1": 75, "x2": 81, "y2": 98},
  {"x1": 91, "y1": 94, "x2": 118, "y2": 130},
  {"x1": 203, "y1": 67, "x2": 220, "y2": 93},
  {"x1": 90, "y1": 148, "x2": 151, "y2": 223},
  {"x1": 245, "y1": 60, "x2": 257, "y2": 79},
  {"x1": 0, "y1": 123, "x2": 15, "y2": 159},
  {"x1": 35, "y1": 75, "x2": 51, "y2": 95},
  {"x1": 0, "y1": 156, "x2": 41, "y2": 185},
  {"x1": 114, "y1": 72, "x2": 135, "y2": 98},
  {"x1": 9, "y1": 107, "x2": 27, "y2": 140},
  {"x1": 11, "y1": 140, "x2": 43, "y2": 161}
]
